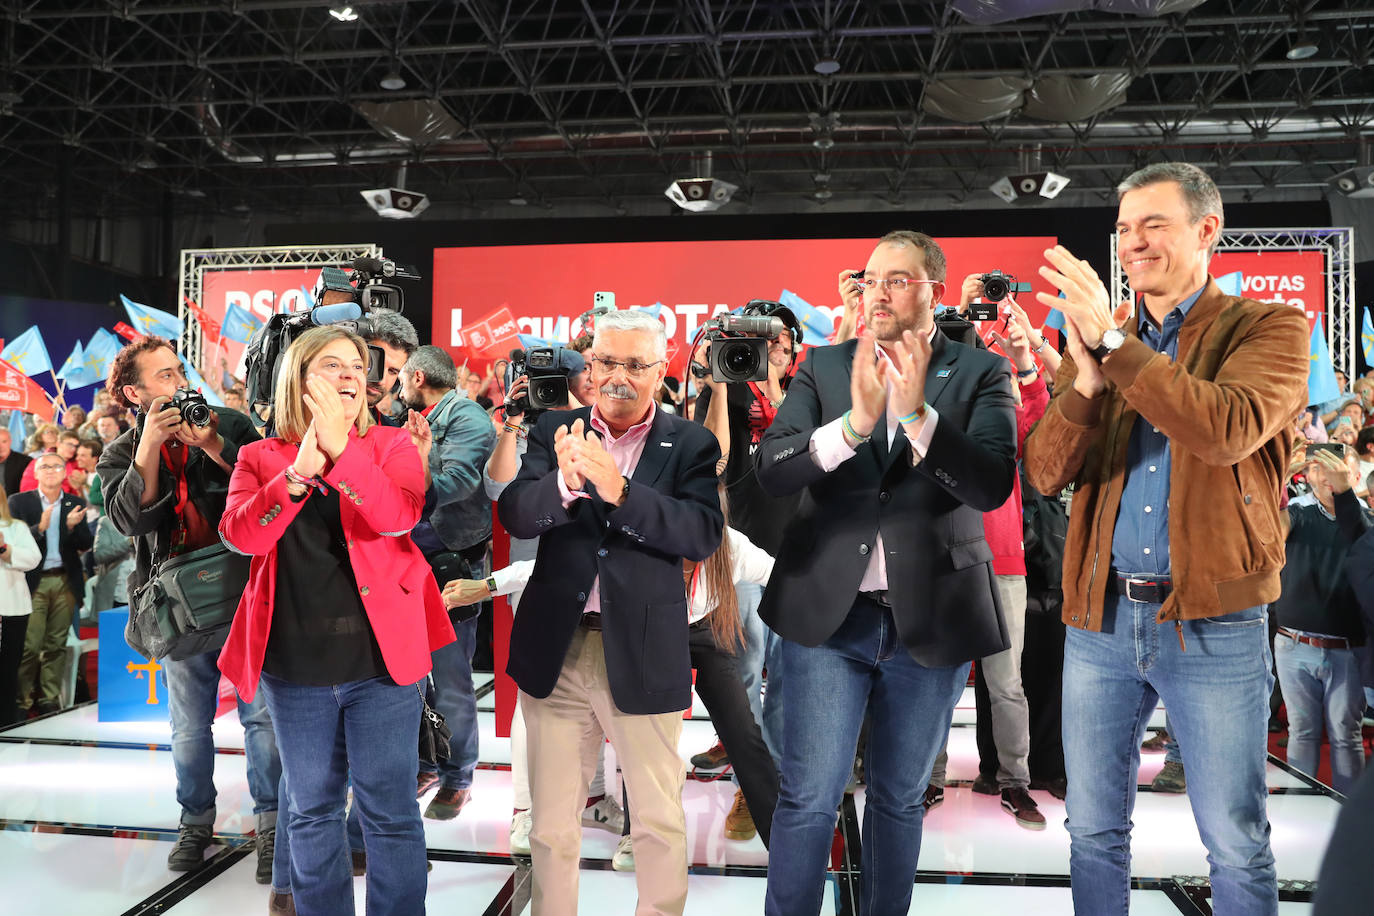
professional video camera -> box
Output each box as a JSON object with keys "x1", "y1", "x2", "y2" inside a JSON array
[
  {"x1": 242, "y1": 255, "x2": 420, "y2": 429},
  {"x1": 689, "y1": 299, "x2": 802, "y2": 384},
  {"x1": 967, "y1": 270, "x2": 1032, "y2": 321},
  {"x1": 504, "y1": 345, "x2": 585, "y2": 420}
]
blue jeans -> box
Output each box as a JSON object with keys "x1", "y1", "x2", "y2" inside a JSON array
[
  {"x1": 1273, "y1": 634, "x2": 1366, "y2": 795},
  {"x1": 1063, "y1": 597, "x2": 1276, "y2": 916},
  {"x1": 163, "y1": 649, "x2": 280, "y2": 825},
  {"x1": 736, "y1": 581, "x2": 767, "y2": 730},
  {"x1": 260, "y1": 673, "x2": 427, "y2": 916},
  {"x1": 761, "y1": 626, "x2": 785, "y2": 768},
  {"x1": 765, "y1": 597, "x2": 969, "y2": 916},
  {"x1": 421, "y1": 614, "x2": 479, "y2": 790}
]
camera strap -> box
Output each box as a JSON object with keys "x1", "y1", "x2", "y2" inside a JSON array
[
  {"x1": 747, "y1": 382, "x2": 778, "y2": 426},
  {"x1": 160, "y1": 443, "x2": 192, "y2": 518}
]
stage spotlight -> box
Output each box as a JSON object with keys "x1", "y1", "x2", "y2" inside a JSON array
[
  {"x1": 330, "y1": 6, "x2": 358, "y2": 22},
  {"x1": 989, "y1": 171, "x2": 1071, "y2": 206},
  {"x1": 380, "y1": 69, "x2": 406, "y2": 91}
]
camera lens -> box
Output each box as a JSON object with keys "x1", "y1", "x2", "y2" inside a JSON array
[
  {"x1": 721, "y1": 342, "x2": 760, "y2": 380},
  {"x1": 184, "y1": 402, "x2": 212, "y2": 427},
  {"x1": 982, "y1": 276, "x2": 1009, "y2": 301}
]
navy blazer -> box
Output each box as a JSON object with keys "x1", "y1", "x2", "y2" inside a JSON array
[
  {"x1": 497, "y1": 406, "x2": 723, "y2": 715},
  {"x1": 8, "y1": 488, "x2": 93, "y2": 605},
  {"x1": 754, "y1": 330, "x2": 1018, "y2": 667}
]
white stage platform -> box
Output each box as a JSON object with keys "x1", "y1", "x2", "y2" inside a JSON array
[{"x1": 0, "y1": 676, "x2": 1335, "y2": 914}]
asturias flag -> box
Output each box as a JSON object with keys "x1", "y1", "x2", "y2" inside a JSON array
[
  {"x1": 82, "y1": 329, "x2": 121, "y2": 381},
  {"x1": 1308, "y1": 317, "x2": 1343, "y2": 408},
  {"x1": 120, "y1": 295, "x2": 183, "y2": 340},
  {"x1": 222, "y1": 304, "x2": 264, "y2": 344},
  {"x1": 0, "y1": 326, "x2": 53, "y2": 377}
]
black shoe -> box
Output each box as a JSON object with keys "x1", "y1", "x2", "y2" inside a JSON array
[
  {"x1": 255, "y1": 827, "x2": 274, "y2": 885},
  {"x1": 922, "y1": 784, "x2": 944, "y2": 811},
  {"x1": 167, "y1": 822, "x2": 214, "y2": 871},
  {"x1": 970, "y1": 774, "x2": 999, "y2": 795},
  {"x1": 1029, "y1": 777, "x2": 1067, "y2": 801},
  {"x1": 33, "y1": 699, "x2": 60, "y2": 716}
]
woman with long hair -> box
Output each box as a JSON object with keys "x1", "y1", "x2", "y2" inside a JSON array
[
  {"x1": 0, "y1": 483, "x2": 41, "y2": 725},
  {"x1": 26, "y1": 423, "x2": 59, "y2": 458},
  {"x1": 674, "y1": 490, "x2": 779, "y2": 848},
  {"x1": 217, "y1": 326, "x2": 455, "y2": 916}
]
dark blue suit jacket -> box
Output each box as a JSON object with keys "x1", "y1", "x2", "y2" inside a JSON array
[
  {"x1": 754, "y1": 330, "x2": 1017, "y2": 667},
  {"x1": 8, "y1": 488, "x2": 92, "y2": 605},
  {"x1": 497, "y1": 406, "x2": 723, "y2": 715}
]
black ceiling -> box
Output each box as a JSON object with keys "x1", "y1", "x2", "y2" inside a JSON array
[{"x1": 2, "y1": 0, "x2": 1373, "y2": 223}]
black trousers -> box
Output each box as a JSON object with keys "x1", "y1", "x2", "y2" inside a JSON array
[
  {"x1": 687, "y1": 621, "x2": 779, "y2": 847},
  {"x1": 0, "y1": 615, "x2": 30, "y2": 726}
]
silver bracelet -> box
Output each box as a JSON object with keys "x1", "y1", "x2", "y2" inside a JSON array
[{"x1": 1031, "y1": 335, "x2": 1048, "y2": 354}]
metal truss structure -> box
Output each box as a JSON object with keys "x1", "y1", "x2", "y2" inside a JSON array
[
  {"x1": 2, "y1": 1, "x2": 1374, "y2": 222},
  {"x1": 177, "y1": 243, "x2": 381, "y2": 369},
  {"x1": 1109, "y1": 225, "x2": 1355, "y2": 375}
]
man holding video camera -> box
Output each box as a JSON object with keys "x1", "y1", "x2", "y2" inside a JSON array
[
  {"x1": 96, "y1": 335, "x2": 283, "y2": 882},
  {"x1": 397, "y1": 344, "x2": 497, "y2": 820},
  {"x1": 690, "y1": 302, "x2": 803, "y2": 813}
]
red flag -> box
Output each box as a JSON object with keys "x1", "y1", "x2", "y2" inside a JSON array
[
  {"x1": 471, "y1": 306, "x2": 521, "y2": 356},
  {"x1": 184, "y1": 297, "x2": 222, "y2": 345},
  {"x1": 114, "y1": 321, "x2": 144, "y2": 342},
  {"x1": 0, "y1": 357, "x2": 55, "y2": 422}
]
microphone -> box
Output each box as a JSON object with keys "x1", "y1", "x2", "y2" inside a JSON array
[
  {"x1": 308, "y1": 301, "x2": 363, "y2": 325},
  {"x1": 350, "y1": 257, "x2": 394, "y2": 277},
  {"x1": 510, "y1": 347, "x2": 525, "y2": 361}
]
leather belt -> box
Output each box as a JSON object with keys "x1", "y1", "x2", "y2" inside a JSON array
[
  {"x1": 1277, "y1": 626, "x2": 1358, "y2": 650},
  {"x1": 861, "y1": 590, "x2": 891, "y2": 607},
  {"x1": 1107, "y1": 571, "x2": 1172, "y2": 604},
  {"x1": 579, "y1": 612, "x2": 603, "y2": 631}
]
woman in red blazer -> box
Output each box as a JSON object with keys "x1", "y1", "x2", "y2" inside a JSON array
[{"x1": 219, "y1": 325, "x2": 454, "y2": 916}]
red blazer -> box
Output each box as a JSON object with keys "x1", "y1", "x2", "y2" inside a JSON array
[{"x1": 217, "y1": 424, "x2": 456, "y2": 701}]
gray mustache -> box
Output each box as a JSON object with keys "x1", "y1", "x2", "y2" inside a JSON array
[{"x1": 600, "y1": 384, "x2": 635, "y2": 399}]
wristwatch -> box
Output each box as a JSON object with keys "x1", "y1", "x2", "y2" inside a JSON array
[
  {"x1": 485, "y1": 575, "x2": 498, "y2": 595},
  {"x1": 1016, "y1": 366, "x2": 1038, "y2": 379},
  {"x1": 1089, "y1": 326, "x2": 1128, "y2": 363}
]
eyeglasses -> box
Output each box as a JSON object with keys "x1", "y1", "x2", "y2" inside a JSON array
[
  {"x1": 856, "y1": 277, "x2": 939, "y2": 293},
  {"x1": 35, "y1": 464, "x2": 66, "y2": 472},
  {"x1": 590, "y1": 357, "x2": 664, "y2": 379}
]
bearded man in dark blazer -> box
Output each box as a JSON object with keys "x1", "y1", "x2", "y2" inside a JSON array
[{"x1": 754, "y1": 230, "x2": 1018, "y2": 916}]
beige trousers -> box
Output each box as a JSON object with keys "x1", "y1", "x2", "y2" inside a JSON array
[{"x1": 522, "y1": 627, "x2": 687, "y2": 916}]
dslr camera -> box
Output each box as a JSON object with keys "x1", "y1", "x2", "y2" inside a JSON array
[
  {"x1": 505, "y1": 346, "x2": 585, "y2": 419},
  {"x1": 163, "y1": 387, "x2": 213, "y2": 427},
  {"x1": 243, "y1": 255, "x2": 419, "y2": 430},
  {"x1": 967, "y1": 270, "x2": 1032, "y2": 321}
]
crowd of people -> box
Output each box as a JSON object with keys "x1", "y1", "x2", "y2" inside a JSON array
[{"x1": 1, "y1": 161, "x2": 1372, "y2": 916}]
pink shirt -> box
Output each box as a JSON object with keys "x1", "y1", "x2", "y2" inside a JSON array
[{"x1": 557, "y1": 403, "x2": 657, "y2": 615}]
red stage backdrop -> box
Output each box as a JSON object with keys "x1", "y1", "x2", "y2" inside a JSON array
[
  {"x1": 1210, "y1": 250, "x2": 1326, "y2": 324},
  {"x1": 198, "y1": 268, "x2": 321, "y2": 377},
  {"x1": 433, "y1": 237, "x2": 1062, "y2": 375}
]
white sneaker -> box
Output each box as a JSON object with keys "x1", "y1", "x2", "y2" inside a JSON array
[
  {"x1": 582, "y1": 795, "x2": 625, "y2": 834},
  {"x1": 509, "y1": 810, "x2": 532, "y2": 856},
  {"x1": 611, "y1": 835, "x2": 635, "y2": 872}
]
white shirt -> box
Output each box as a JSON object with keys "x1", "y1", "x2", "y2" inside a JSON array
[
  {"x1": 485, "y1": 528, "x2": 774, "y2": 626},
  {"x1": 806, "y1": 337, "x2": 941, "y2": 592},
  {"x1": 0, "y1": 517, "x2": 42, "y2": 616}
]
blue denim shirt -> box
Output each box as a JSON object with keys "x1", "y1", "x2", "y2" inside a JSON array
[
  {"x1": 1110, "y1": 285, "x2": 1205, "y2": 577},
  {"x1": 420, "y1": 389, "x2": 498, "y2": 553}
]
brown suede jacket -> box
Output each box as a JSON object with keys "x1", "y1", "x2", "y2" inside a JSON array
[{"x1": 1023, "y1": 277, "x2": 1310, "y2": 631}]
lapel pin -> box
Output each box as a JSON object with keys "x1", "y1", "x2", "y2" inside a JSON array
[
  {"x1": 937, "y1": 368, "x2": 952, "y2": 378},
  {"x1": 659, "y1": 441, "x2": 672, "y2": 447}
]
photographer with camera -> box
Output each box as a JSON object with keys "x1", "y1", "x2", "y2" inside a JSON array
[
  {"x1": 689, "y1": 301, "x2": 802, "y2": 833},
  {"x1": 396, "y1": 345, "x2": 497, "y2": 822},
  {"x1": 95, "y1": 335, "x2": 283, "y2": 883}
]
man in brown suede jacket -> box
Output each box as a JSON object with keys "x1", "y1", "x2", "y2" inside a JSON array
[{"x1": 1023, "y1": 162, "x2": 1308, "y2": 916}]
